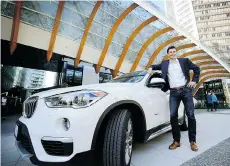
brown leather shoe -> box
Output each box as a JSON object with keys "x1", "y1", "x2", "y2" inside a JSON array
[
  {"x1": 190, "y1": 142, "x2": 199, "y2": 151},
  {"x1": 169, "y1": 141, "x2": 181, "y2": 150}
]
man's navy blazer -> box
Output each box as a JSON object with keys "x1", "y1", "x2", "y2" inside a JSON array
[{"x1": 150, "y1": 58, "x2": 200, "y2": 92}]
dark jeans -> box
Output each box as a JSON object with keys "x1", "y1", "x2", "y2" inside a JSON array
[
  {"x1": 1, "y1": 105, "x2": 8, "y2": 117},
  {"x1": 170, "y1": 86, "x2": 196, "y2": 143},
  {"x1": 213, "y1": 102, "x2": 218, "y2": 110},
  {"x1": 207, "y1": 103, "x2": 213, "y2": 111}
]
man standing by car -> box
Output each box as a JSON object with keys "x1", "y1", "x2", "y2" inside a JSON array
[{"x1": 148, "y1": 46, "x2": 200, "y2": 151}]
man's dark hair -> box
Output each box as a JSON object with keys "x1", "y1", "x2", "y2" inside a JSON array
[{"x1": 167, "y1": 46, "x2": 177, "y2": 53}]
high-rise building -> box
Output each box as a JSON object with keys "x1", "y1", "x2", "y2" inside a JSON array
[
  {"x1": 21, "y1": 69, "x2": 45, "y2": 89},
  {"x1": 222, "y1": 79, "x2": 230, "y2": 104},
  {"x1": 191, "y1": 0, "x2": 230, "y2": 63},
  {"x1": 164, "y1": 0, "x2": 177, "y2": 22},
  {"x1": 1, "y1": 66, "x2": 23, "y2": 89},
  {"x1": 165, "y1": 0, "x2": 200, "y2": 40},
  {"x1": 13, "y1": 67, "x2": 23, "y2": 87}
]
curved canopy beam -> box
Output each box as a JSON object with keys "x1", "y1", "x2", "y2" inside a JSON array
[
  {"x1": 96, "y1": 3, "x2": 138, "y2": 73},
  {"x1": 190, "y1": 69, "x2": 227, "y2": 80},
  {"x1": 130, "y1": 27, "x2": 174, "y2": 72},
  {"x1": 193, "y1": 74, "x2": 230, "y2": 95},
  {"x1": 47, "y1": 1, "x2": 65, "y2": 62},
  {"x1": 196, "y1": 60, "x2": 219, "y2": 66},
  {"x1": 10, "y1": 0, "x2": 23, "y2": 55},
  {"x1": 200, "y1": 70, "x2": 229, "y2": 79},
  {"x1": 74, "y1": 1, "x2": 102, "y2": 67},
  {"x1": 134, "y1": 0, "x2": 230, "y2": 73},
  {"x1": 200, "y1": 66, "x2": 225, "y2": 71},
  {"x1": 145, "y1": 36, "x2": 186, "y2": 70},
  {"x1": 190, "y1": 55, "x2": 212, "y2": 62},
  {"x1": 163, "y1": 43, "x2": 196, "y2": 60},
  {"x1": 113, "y1": 16, "x2": 158, "y2": 78},
  {"x1": 179, "y1": 50, "x2": 205, "y2": 58},
  {"x1": 177, "y1": 43, "x2": 197, "y2": 51}
]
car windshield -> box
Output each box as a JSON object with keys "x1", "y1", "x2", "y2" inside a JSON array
[{"x1": 109, "y1": 71, "x2": 147, "y2": 83}]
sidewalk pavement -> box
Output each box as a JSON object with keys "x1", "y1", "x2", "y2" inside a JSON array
[
  {"x1": 1, "y1": 109, "x2": 230, "y2": 166},
  {"x1": 131, "y1": 109, "x2": 230, "y2": 166}
]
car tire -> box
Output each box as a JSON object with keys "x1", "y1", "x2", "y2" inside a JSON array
[
  {"x1": 180, "y1": 109, "x2": 188, "y2": 131},
  {"x1": 103, "y1": 109, "x2": 133, "y2": 166}
]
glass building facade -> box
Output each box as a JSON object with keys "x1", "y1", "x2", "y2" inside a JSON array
[
  {"x1": 1, "y1": 0, "x2": 200, "y2": 68},
  {"x1": 1, "y1": 0, "x2": 229, "y2": 102},
  {"x1": 192, "y1": 0, "x2": 230, "y2": 63}
]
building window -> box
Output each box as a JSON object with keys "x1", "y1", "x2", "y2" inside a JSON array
[
  {"x1": 198, "y1": 5, "x2": 203, "y2": 9},
  {"x1": 205, "y1": 4, "x2": 211, "y2": 8},
  {"x1": 222, "y1": 2, "x2": 227, "y2": 6},
  {"x1": 225, "y1": 32, "x2": 230, "y2": 36},
  {"x1": 214, "y1": 3, "x2": 221, "y2": 7}
]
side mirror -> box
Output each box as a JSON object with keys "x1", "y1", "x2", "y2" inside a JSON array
[{"x1": 147, "y1": 78, "x2": 166, "y2": 88}]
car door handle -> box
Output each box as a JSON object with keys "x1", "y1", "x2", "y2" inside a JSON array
[{"x1": 154, "y1": 113, "x2": 159, "y2": 115}]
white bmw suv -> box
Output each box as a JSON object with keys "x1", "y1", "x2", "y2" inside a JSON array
[{"x1": 15, "y1": 70, "x2": 187, "y2": 166}]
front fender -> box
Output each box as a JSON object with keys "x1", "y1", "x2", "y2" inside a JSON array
[{"x1": 90, "y1": 100, "x2": 147, "y2": 150}]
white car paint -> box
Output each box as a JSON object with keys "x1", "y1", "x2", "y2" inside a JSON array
[{"x1": 15, "y1": 71, "x2": 185, "y2": 163}]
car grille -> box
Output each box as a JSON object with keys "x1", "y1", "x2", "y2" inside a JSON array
[
  {"x1": 41, "y1": 140, "x2": 73, "y2": 156},
  {"x1": 24, "y1": 96, "x2": 38, "y2": 118}
]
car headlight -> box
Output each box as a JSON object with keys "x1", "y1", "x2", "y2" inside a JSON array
[{"x1": 44, "y1": 90, "x2": 107, "y2": 108}]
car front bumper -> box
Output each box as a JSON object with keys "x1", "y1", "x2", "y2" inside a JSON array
[
  {"x1": 15, "y1": 120, "x2": 95, "y2": 165},
  {"x1": 14, "y1": 95, "x2": 117, "y2": 164}
]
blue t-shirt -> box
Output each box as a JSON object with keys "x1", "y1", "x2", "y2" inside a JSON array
[
  {"x1": 212, "y1": 94, "x2": 218, "y2": 102},
  {"x1": 207, "y1": 94, "x2": 213, "y2": 103}
]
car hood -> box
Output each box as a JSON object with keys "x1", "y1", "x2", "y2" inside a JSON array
[{"x1": 30, "y1": 83, "x2": 135, "y2": 99}]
